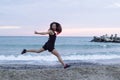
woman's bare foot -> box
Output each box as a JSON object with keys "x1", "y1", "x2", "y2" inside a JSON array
[
  {"x1": 64, "y1": 64, "x2": 71, "y2": 69},
  {"x1": 21, "y1": 49, "x2": 27, "y2": 54}
]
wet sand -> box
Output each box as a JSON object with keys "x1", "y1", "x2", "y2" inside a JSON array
[{"x1": 0, "y1": 61, "x2": 120, "y2": 80}]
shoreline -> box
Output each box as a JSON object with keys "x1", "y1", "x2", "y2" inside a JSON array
[
  {"x1": 0, "y1": 61, "x2": 120, "y2": 80},
  {"x1": 0, "y1": 60, "x2": 99, "y2": 70},
  {"x1": 0, "y1": 58, "x2": 120, "y2": 66},
  {"x1": 0, "y1": 60, "x2": 120, "y2": 80}
]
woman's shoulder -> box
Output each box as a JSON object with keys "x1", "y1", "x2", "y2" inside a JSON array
[{"x1": 48, "y1": 30, "x2": 54, "y2": 35}]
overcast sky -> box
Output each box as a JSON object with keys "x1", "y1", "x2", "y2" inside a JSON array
[{"x1": 0, "y1": 0, "x2": 120, "y2": 36}]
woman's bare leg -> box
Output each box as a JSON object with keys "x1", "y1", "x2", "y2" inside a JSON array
[
  {"x1": 21, "y1": 48, "x2": 45, "y2": 54},
  {"x1": 51, "y1": 49, "x2": 66, "y2": 66},
  {"x1": 26, "y1": 48, "x2": 45, "y2": 53}
]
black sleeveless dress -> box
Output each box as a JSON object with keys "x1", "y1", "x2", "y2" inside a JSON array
[{"x1": 42, "y1": 32, "x2": 56, "y2": 52}]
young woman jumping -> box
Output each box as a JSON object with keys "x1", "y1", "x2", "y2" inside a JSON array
[{"x1": 21, "y1": 22, "x2": 70, "y2": 69}]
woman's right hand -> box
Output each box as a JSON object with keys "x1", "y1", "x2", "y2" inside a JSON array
[{"x1": 34, "y1": 31, "x2": 38, "y2": 34}]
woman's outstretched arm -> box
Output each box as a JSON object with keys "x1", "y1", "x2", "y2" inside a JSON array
[
  {"x1": 34, "y1": 31, "x2": 49, "y2": 35},
  {"x1": 34, "y1": 30, "x2": 54, "y2": 35}
]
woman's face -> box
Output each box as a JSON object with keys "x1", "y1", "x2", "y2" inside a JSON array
[{"x1": 52, "y1": 24, "x2": 56, "y2": 31}]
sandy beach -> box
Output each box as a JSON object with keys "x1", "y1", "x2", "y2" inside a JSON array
[{"x1": 0, "y1": 61, "x2": 120, "y2": 80}]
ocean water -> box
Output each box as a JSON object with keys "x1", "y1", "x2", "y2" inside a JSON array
[{"x1": 0, "y1": 36, "x2": 120, "y2": 64}]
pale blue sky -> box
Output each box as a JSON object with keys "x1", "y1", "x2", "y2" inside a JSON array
[{"x1": 0, "y1": 0, "x2": 120, "y2": 36}]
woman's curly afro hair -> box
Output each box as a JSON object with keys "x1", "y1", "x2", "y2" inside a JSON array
[{"x1": 49, "y1": 22, "x2": 62, "y2": 34}]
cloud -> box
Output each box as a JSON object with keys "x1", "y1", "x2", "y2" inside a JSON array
[
  {"x1": 114, "y1": 3, "x2": 120, "y2": 7},
  {"x1": 62, "y1": 27, "x2": 120, "y2": 36},
  {"x1": 105, "y1": 3, "x2": 120, "y2": 8},
  {"x1": 0, "y1": 0, "x2": 120, "y2": 35},
  {"x1": 0, "y1": 26, "x2": 21, "y2": 29}
]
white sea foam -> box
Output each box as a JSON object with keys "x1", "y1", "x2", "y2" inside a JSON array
[{"x1": 0, "y1": 54, "x2": 120, "y2": 61}]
